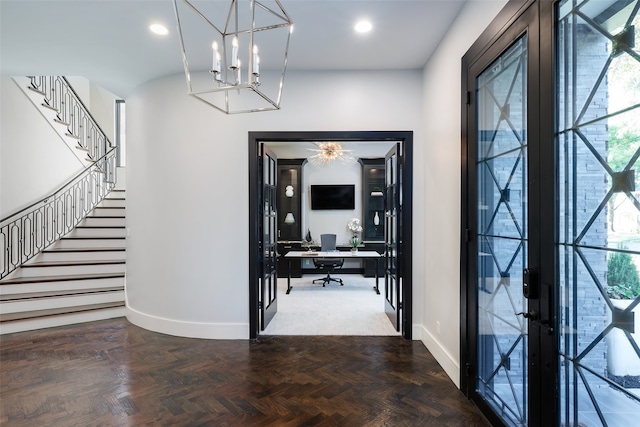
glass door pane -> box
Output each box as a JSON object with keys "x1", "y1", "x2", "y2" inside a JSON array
[
  {"x1": 476, "y1": 34, "x2": 529, "y2": 426},
  {"x1": 557, "y1": 0, "x2": 640, "y2": 425}
]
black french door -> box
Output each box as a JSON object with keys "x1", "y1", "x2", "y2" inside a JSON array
[
  {"x1": 259, "y1": 144, "x2": 278, "y2": 330},
  {"x1": 385, "y1": 143, "x2": 401, "y2": 331}
]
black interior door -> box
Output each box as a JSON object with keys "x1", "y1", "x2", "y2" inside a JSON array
[
  {"x1": 260, "y1": 144, "x2": 278, "y2": 330},
  {"x1": 384, "y1": 143, "x2": 401, "y2": 331}
]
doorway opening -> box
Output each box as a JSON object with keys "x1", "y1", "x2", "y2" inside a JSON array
[{"x1": 248, "y1": 131, "x2": 413, "y2": 340}]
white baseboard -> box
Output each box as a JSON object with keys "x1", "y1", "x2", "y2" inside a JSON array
[
  {"x1": 126, "y1": 306, "x2": 249, "y2": 339},
  {"x1": 413, "y1": 323, "x2": 460, "y2": 387}
]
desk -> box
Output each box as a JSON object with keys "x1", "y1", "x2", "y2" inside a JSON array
[{"x1": 284, "y1": 250, "x2": 382, "y2": 295}]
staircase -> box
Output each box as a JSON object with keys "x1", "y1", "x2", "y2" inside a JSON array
[{"x1": 0, "y1": 190, "x2": 126, "y2": 335}]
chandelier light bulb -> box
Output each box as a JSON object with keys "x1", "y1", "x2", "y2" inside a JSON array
[
  {"x1": 252, "y1": 45, "x2": 260, "y2": 75},
  {"x1": 211, "y1": 42, "x2": 221, "y2": 73},
  {"x1": 231, "y1": 36, "x2": 239, "y2": 68}
]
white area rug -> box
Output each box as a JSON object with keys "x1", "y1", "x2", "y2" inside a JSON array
[{"x1": 261, "y1": 274, "x2": 400, "y2": 336}]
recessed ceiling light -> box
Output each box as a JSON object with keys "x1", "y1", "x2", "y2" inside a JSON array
[
  {"x1": 149, "y1": 24, "x2": 169, "y2": 36},
  {"x1": 354, "y1": 20, "x2": 372, "y2": 33}
]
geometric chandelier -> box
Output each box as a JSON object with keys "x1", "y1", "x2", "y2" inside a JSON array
[{"x1": 172, "y1": 0, "x2": 293, "y2": 114}]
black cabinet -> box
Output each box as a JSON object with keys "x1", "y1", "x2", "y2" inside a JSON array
[
  {"x1": 276, "y1": 159, "x2": 306, "y2": 278},
  {"x1": 359, "y1": 158, "x2": 385, "y2": 241},
  {"x1": 359, "y1": 158, "x2": 385, "y2": 277}
]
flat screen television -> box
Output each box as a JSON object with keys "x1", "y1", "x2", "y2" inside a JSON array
[{"x1": 310, "y1": 184, "x2": 355, "y2": 210}]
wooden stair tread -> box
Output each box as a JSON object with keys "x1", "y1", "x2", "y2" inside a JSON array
[
  {"x1": 76, "y1": 225, "x2": 125, "y2": 229},
  {"x1": 43, "y1": 248, "x2": 126, "y2": 253},
  {"x1": 22, "y1": 260, "x2": 125, "y2": 268},
  {"x1": 0, "y1": 272, "x2": 125, "y2": 285},
  {"x1": 27, "y1": 85, "x2": 46, "y2": 96},
  {"x1": 0, "y1": 302, "x2": 125, "y2": 322},
  {"x1": 40, "y1": 102, "x2": 58, "y2": 112},
  {"x1": 1, "y1": 286, "x2": 124, "y2": 302},
  {"x1": 61, "y1": 236, "x2": 125, "y2": 240}
]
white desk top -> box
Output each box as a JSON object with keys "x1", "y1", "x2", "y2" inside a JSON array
[{"x1": 284, "y1": 250, "x2": 381, "y2": 258}]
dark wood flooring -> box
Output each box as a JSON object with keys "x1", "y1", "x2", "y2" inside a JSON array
[{"x1": 0, "y1": 319, "x2": 488, "y2": 426}]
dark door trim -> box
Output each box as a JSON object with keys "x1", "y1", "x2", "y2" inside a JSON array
[{"x1": 249, "y1": 131, "x2": 413, "y2": 339}]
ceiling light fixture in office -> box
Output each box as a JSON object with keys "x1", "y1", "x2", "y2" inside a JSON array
[
  {"x1": 308, "y1": 142, "x2": 354, "y2": 166},
  {"x1": 173, "y1": 0, "x2": 293, "y2": 114}
]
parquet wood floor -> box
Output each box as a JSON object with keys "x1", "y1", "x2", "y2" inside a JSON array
[{"x1": 0, "y1": 319, "x2": 488, "y2": 426}]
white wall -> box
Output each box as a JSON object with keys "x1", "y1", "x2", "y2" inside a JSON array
[
  {"x1": 125, "y1": 69, "x2": 423, "y2": 339},
  {"x1": 304, "y1": 161, "x2": 362, "y2": 245},
  {"x1": 418, "y1": 0, "x2": 508, "y2": 387},
  {"x1": 89, "y1": 81, "x2": 119, "y2": 143},
  {"x1": 0, "y1": 76, "x2": 84, "y2": 218}
]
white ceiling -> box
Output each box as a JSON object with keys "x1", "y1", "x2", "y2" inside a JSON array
[{"x1": 0, "y1": 0, "x2": 468, "y2": 97}]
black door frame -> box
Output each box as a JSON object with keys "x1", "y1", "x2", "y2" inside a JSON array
[
  {"x1": 249, "y1": 130, "x2": 413, "y2": 340},
  {"x1": 461, "y1": 0, "x2": 556, "y2": 425}
]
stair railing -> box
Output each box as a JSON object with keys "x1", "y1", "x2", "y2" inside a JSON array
[
  {"x1": 1, "y1": 76, "x2": 117, "y2": 280},
  {"x1": 0, "y1": 148, "x2": 117, "y2": 280},
  {"x1": 28, "y1": 76, "x2": 110, "y2": 162}
]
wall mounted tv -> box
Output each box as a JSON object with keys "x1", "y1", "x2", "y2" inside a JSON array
[{"x1": 310, "y1": 185, "x2": 355, "y2": 210}]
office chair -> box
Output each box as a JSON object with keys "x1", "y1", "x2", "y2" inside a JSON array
[{"x1": 312, "y1": 234, "x2": 344, "y2": 287}]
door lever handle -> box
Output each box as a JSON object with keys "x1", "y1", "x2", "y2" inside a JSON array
[{"x1": 516, "y1": 310, "x2": 538, "y2": 321}]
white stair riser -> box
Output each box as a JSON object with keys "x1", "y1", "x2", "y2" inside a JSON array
[
  {"x1": 81, "y1": 217, "x2": 126, "y2": 227},
  {"x1": 52, "y1": 238, "x2": 125, "y2": 249},
  {"x1": 36, "y1": 250, "x2": 126, "y2": 263},
  {"x1": 99, "y1": 199, "x2": 126, "y2": 208},
  {"x1": 13, "y1": 263, "x2": 125, "y2": 278},
  {"x1": 0, "y1": 307, "x2": 125, "y2": 335},
  {"x1": 0, "y1": 291, "x2": 124, "y2": 314},
  {"x1": 0, "y1": 276, "x2": 124, "y2": 297},
  {"x1": 66, "y1": 227, "x2": 126, "y2": 238},
  {"x1": 91, "y1": 207, "x2": 125, "y2": 217}
]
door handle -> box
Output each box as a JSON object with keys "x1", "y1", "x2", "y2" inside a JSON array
[{"x1": 516, "y1": 310, "x2": 539, "y2": 321}]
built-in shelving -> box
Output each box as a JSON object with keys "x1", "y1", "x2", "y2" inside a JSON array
[
  {"x1": 277, "y1": 159, "x2": 307, "y2": 278},
  {"x1": 359, "y1": 158, "x2": 385, "y2": 242},
  {"x1": 359, "y1": 158, "x2": 385, "y2": 277}
]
